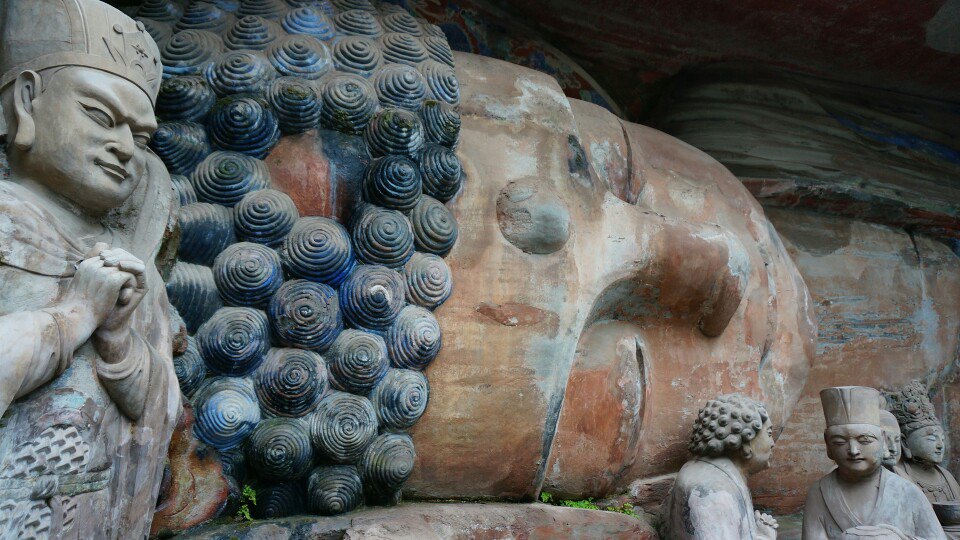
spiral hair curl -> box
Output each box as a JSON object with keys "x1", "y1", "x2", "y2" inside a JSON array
[{"x1": 688, "y1": 393, "x2": 768, "y2": 457}]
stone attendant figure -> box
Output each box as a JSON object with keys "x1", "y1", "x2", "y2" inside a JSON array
[
  {"x1": 0, "y1": 0, "x2": 178, "y2": 538},
  {"x1": 802, "y1": 387, "x2": 944, "y2": 540},
  {"x1": 662, "y1": 394, "x2": 779, "y2": 539},
  {"x1": 879, "y1": 409, "x2": 903, "y2": 471},
  {"x1": 886, "y1": 381, "x2": 960, "y2": 538}
]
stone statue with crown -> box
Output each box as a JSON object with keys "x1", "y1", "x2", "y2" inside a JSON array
[
  {"x1": 802, "y1": 386, "x2": 944, "y2": 539},
  {"x1": 0, "y1": 0, "x2": 178, "y2": 538},
  {"x1": 886, "y1": 381, "x2": 960, "y2": 538}
]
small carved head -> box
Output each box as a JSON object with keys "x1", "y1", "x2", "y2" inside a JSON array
[
  {"x1": 884, "y1": 381, "x2": 943, "y2": 465},
  {"x1": 878, "y1": 409, "x2": 902, "y2": 467},
  {"x1": 689, "y1": 393, "x2": 774, "y2": 473}
]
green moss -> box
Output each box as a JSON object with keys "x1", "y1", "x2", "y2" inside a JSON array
[
  {"x1": 539, "y1": 492, "x2": 642, "y2": 520},
  {"x1": 235, "y1": 484, "x2": 258, "y2": 522}
]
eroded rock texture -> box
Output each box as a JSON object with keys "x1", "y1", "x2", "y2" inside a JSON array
[
  {"x1": 264, "y1": 52, "x2": 816, "y2": 503},
  {"x1": 653, "y1": 63, "x2": 960, "y2": 512},
  {"x1": 401, "y1": 53, "x2": 814, "y2": 501}
]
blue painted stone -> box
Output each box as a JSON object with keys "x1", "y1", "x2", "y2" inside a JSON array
[
  {"x1": 280, "y1": 217, "x2": 356, "y2": 286},
  {"x1": 191, "y1": 150, "x2": 272, "y2": 207},
  {"x1": 212, "y1": 242, "x2": 284, "y2": 308},
  {"x1": 268, "y1": 279, "x2": 343, "y2": 351},
  {"x1": 338, "y1": 264, "x2": 406, "y2": 330},
  {"x1": 192, "y1": 376, "x2": 262, "y2": 451},
  {"x1": 234, "y1": 188, "x2": 300, "y2": 247},
  {"x1": 197, "y1": 307, "x2": 271, "y2": 376},
  {"x1": 385, "y1": 305, "x2": 441, "y2": 370}
]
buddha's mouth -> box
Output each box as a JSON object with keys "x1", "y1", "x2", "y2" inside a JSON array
[{"x1": 95, "y1": 159, "x2": 129, "y2": 182}]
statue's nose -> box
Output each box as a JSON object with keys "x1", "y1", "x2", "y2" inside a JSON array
[{"x1": 848, "y1": 442, "x2": 862, "y2": 456}]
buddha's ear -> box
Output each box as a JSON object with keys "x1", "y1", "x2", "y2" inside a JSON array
[
  {"x1": 901, "y1": 439, "x2": 912, "y2": 460},
  {"x1": 740, "y1": 443, "x2": 754, "y2": 461},
  {"x1": 12, "y1": 70, "x2": 40, "y2": 150}
]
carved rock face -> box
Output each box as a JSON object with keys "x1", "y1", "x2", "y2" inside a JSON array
[
  {"x1": 149, "y1": 0, "x2": 814, "y2": 520},
  {"x1": 266, "y1": 53, "x2": 815, "y2": 501}
]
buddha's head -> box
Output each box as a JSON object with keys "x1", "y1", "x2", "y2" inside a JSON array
[
  {"x1": 885, "y1": 381, "x2": 944, "y2": 466},
  {"x1": 689, "y1": 393, "x2": 774, "y2": 475},
  {"x1": 878, "y1": 409, "x2": 902, "y2": 467},
  {"x1": 821, "y1": 387, "x2": 885, "y2": 480},
  {"x1": 0, "y1": 0, "x2": 161, "y2": 216}
]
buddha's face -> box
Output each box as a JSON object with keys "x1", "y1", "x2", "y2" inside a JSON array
[
  {"x1": 825, "y1": 424, "x2": 884, "y2": 480},
  {"x1": 742, "y1": 418, "x2": 776, "y2": 474},
  {"x1": 11, "y1": 67, "x2": 156, "y2": 215},
  {"x1": 881, "y1": 425, "x2": 902, "y2": 467},
  {"x1": 906, "y1": 425, "x2": 945, "y2": 465}
]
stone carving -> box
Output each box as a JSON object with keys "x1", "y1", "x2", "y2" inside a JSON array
[
  {"x1": 802, "y1": 387, "x2": 945, "y2": 539},
  {"x1": 142, "y1": 0, "x2": 815, "y2": 527},
  {"x1": 0, "y1": 0, "x2": 178, "y2": 538},
  {"x1": 878, "y1": 409, "x2": 903, "y2": 471},
  {"x1": 136, "y1": 0, "x2": 458, "y2": 521},
  {"x1": 886, "y1": 381, "x2": 960, "y2": 537},
  {"x1": 661, "y1": 394, "x2": 779, "y2": 539}
]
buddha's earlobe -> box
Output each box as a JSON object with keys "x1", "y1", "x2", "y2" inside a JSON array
[
  {"x1": 901, "y1": 440, "x2": 912, "y2": 460},
  {"x1": 12, "y1": 71, "x2": 40, "y2": 151}
]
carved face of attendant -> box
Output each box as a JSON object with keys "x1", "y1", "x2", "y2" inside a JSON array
[
  {"x1": 904, "y1": 425, "x2": 945, "y2": 465},
  {"x1": 879, "y1": 410, "x2": 902, "y2": 467},
  {"x1": 743, "y1": 418, "x2": 776, "y2": 474},
  {"x1": 825, "y1": 423, "x2": 885, "y2": 480},
  {"x1": 5, "y1": 67, "x2": 157, "y2": 215}
]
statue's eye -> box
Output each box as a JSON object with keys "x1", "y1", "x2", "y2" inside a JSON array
[{"x1": 80, "y1": 103, "x2": 114, "y2": 128}]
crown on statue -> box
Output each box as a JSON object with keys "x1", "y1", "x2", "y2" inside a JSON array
[
  {"x1": 820, "y1": 386, "x2": 881, "y2": 427},
  {"x1": 884, "y1": 380, "x2": 939, "y2": 437},
  {"x1": 0, "y1": 0, "x2": 162, "y2": 104}
]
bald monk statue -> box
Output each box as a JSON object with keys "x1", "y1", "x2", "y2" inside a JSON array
[
  {"x1": 0, "y1": 1, "x2": 178, "y2": 537},
  {"x1": 802, "y1": 387, "x2": 944, "y2": 540},
  {"x1": 662, "y1": 394, "x2": 779, "y2": 539}
]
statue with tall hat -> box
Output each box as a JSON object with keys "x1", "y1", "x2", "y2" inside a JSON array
[
  {"x1": 802, "y1": 386, "x2": 944, "y2": 540},
  {"x1": 0, "y1": 0, "x2": 178, "y2": 538},
  {"x1": 661, "y1": 393, "x2": 780, "y2": 539},
  {"x1": 885, "y1": 381, "x2": 960, "y2": 538}
]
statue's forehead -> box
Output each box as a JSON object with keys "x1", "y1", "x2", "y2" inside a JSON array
[{"x1": 53, "y1": 67, "x2": 155, "y2": 124}]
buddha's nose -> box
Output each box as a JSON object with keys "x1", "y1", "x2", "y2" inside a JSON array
[{"x1": 848, "y1": 442, "x2": 861, "y2": 456}]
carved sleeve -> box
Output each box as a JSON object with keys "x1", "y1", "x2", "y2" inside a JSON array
[
  {"x1": 0, "y1": 310, "x2": 71, "y2": 416},
  {"x1": 800, "y1": 486, "x2": 830, "y2": 540},
  {"x1": 683, "y1": 488, "x2": 751, "y2": 539},
  {"x1": 95, "y1": 329, "x2": 156, "y2": 421}
]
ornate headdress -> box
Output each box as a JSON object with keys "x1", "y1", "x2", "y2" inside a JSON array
[
  {"x1": 0, "y1": 0, "x2": 162, "y2": 104},
  {"x1": 884, "y1": 380, "x2": 938, "y2": 437}
]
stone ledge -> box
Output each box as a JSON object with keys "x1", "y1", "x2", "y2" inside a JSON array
[{"x1": 177, "y1": 502, "x2": 657, "y2": 539}]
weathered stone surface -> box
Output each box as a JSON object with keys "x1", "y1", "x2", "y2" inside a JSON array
[
  {"x1": 654, "y1": 64, "x2": 960, "y2": 242},
  {"x1": 177, "y1": 503, "x2": 657, "y2": 539},
  {"x1": 751, "y1": 209, "x2": 960, "y2": 512},
  {"x1": 0, "y1": 2, "x2": 179, "y2": 538},
  {"x1": 152, "y1": 406, "x2": 231, "y2": 537},
  {"x1": 251, "y1": 51, "x2": 815, "y2": 502}
]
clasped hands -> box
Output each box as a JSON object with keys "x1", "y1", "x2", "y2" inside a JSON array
[{"x1": 60, "y1": 242, "x2": 147, "y2": 364}]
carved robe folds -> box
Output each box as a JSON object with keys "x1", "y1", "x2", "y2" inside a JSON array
[
  {"x1": 802, "y1": 469, "x2": 945, "y2": 540},
  {"x1": 0, "y1": 178, "x2": 179, "y2": 539}
]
